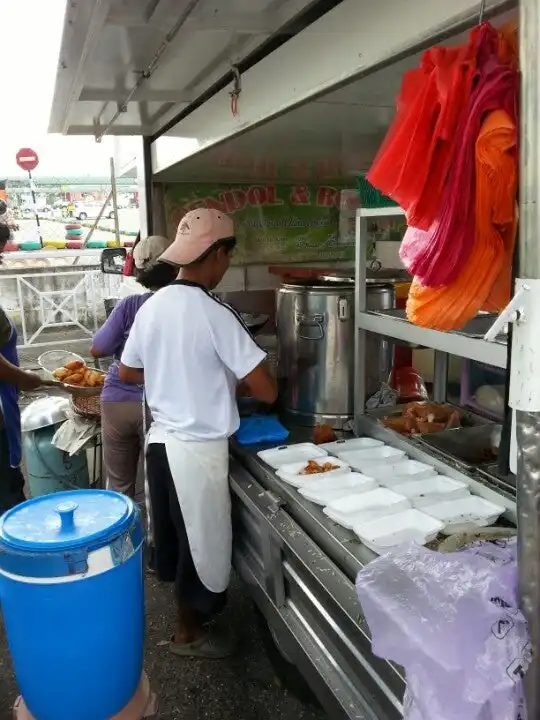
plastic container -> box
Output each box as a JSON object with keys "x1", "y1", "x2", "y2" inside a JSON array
[
  {"x1": 22, "y1": 425, "x2": 90, "y2": 497},
  {"x1": 0, "y1": 490, "x2": 144, "y2": 720},
  {"x1": 323, "y1": 488, "x2": 410, "y2": 529},
  {"x1": 354, "y1": 509, "x2": 444, "y2": 554},
  {"x1": 319, "y1": 437, "x2": 384, "y2": 457},
  {"x1": 276, "y1": 458, "x2": 350, "y2": 488},
  {"x1": 364, "y1": 459, "x2": 436, "y2": 485},
  {"x1": 338, "y1": 445, "x2": 406, "y2": 472},
  {"x1": 257, "y1": 443, "x2": 328, "y2": 469},
  {"x1": 298, "y1": 472, "x2": 378, "y2": 506},
  {"x1": 422, "y1": 496, "x2": 506, "y2": 534},
  {"x1": 391, "y1": 476, "x2": 470, "y2": 508}
]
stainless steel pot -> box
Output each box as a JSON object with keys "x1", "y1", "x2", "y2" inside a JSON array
[{"x1": 276, "y1": 280, "x2": 395, "y2": 428}]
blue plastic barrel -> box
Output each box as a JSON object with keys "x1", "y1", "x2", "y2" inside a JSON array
[
  {"x1": 22, "y1": 425, "x2": 90, "y2": 497},
  {"x1": 0, "y1": 490, "x2": 144, "y2": 720}
]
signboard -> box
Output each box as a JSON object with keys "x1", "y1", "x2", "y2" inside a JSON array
[
  {"x1": 163, "y1": 183, "x2": 355, "y2": 265},
  {"x1": 16, "y1": 148, "x2": 39, "y2": 172}
]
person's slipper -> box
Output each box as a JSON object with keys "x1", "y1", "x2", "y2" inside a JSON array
[{"x1": 168, "y1": 632, "x2": 235, "y2": 659}]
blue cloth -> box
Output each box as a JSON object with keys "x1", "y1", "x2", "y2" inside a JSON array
[
  {"x1": 0, "y1": 318, "x2": 22, "y2": 467},
  {"x1": 236, "y1": 415, "x2": 289, "y2": 446}
]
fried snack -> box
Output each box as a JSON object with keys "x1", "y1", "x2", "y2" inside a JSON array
[
  {"x1": 65, "y1": 360, "x2": 85, "y2": 371},
  {"x1": 64, "y1": 372, "x2": 84, "y2": 385},
  {"x1": 314, "y1": 424, "x2": 337, "y2": 445},
  {"x1": 300, "y1": 459, "x2": 340, "y2": 475},
  {"x1": 53, "y1": 360, "x2": 105, "y2": 389},
  {"x1": 52, "y1": 367, "x2": 70, "y2": 380}
]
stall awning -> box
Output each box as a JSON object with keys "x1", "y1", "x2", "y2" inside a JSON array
[{"x1": 48, "y1": 0, "x2": 332, "y2": 138}]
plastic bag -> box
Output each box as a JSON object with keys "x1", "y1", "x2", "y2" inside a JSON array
[
  {"x1": 391, "y1": 367, "x2": 429, "y2": 402},
  {"x1": 235, "y1": 415, "x2": 289, "y2": 446},
  {"x1": 356, "y1": 540, "x2": 530, "y2": 720}
]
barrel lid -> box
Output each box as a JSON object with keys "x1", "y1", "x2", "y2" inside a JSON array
[{"x1": 0, "y1": 490, "x2": 134, "y2": 553}]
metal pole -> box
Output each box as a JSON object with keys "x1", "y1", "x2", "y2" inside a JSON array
[
  {"x1": 515, "y1": 1, "x2": 540, "y2": 716},
  {"x1": 110, "y1": 157, "x2": 120, "y2": 246},
  {"x1": 28, "y1": 171, "x2": 43, "y2": 246},
  {"x1": 432, "y1": 352, "x2": 448, "y2": 404}
]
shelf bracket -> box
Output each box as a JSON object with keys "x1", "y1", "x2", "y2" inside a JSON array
[{"x1": 483, "y1": 284, "x2": 530, "y2": 342}]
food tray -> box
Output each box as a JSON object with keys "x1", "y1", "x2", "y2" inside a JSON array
[
  {"x1": 422, "y1": 496, "x2": 505, "y2": 535},
  {"x1": 275, "y1": 458, "x2": 350, "y2": 488},
  {"x1": 257, "y1": 443, "x2": 328, "y2": 469},
  {"x1": 298, "y1": 473, "x2": 378, "y2": 506},
  {"x1": 391, "y1": 475, "x2": 470, "y2": 508},
  {"x1": 354, "y1": 509, "x2": 445, "y2": 554},
  {"x1": 337, "y1": 446, "x2": 406, "y2": 472},
  {"x1": 416, "y1": 424, "x2": 500, "y2": 468},
  {"x1": 365, "y1": 459, "x2": 436, "y2": 485},
  {"x1": 319, "y1": 437, "x2": 383, "y2": 457},
  {"x1": 323, "y1": 488, "x2": 410, "y2": 529}
]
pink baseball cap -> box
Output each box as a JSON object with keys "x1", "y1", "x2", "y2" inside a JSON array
[{"x1": 159, "y1": 208, "x2": 235, "y2": 266}]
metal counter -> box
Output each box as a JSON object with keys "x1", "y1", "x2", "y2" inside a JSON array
[{"x1": 229, "y1": 430, "x2": 405, "y2": 720}]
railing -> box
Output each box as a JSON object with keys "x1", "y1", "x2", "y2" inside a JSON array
[{"x1": 0, "y1": 265, "x2": 122, "y2": 350}]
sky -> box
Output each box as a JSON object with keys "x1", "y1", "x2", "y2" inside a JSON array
[{"x1": 1, "y1": 0, "x2": 121, "y2": 178}]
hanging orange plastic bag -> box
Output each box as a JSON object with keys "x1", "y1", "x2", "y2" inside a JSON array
[{"x1": 406, "y1": 109, "x2": 517, "y2": 330}]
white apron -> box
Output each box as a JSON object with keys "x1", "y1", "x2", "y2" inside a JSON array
[{"x1": 147, "y1": 424, "x2": 232, "y2": 593}]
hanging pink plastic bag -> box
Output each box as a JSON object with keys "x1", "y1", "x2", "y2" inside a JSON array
[{"x1": 356, "y1": 540, "x2": 530, "y2": 720}]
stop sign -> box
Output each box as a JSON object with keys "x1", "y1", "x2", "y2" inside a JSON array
[{"x1": 16, "y1": 148, "x2": 39, "y2": 172}]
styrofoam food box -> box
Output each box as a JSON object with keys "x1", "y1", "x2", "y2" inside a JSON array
[
  {"x1": 338, "y1": 446, "x2": 406, "y2": 472},
  {"x1": 422, "y1": 496, "x2": 505, "y2": 534},
  {"x1": 257, "y1": 443, "x2": 328, "y2": 469},
  {"x1": 298, "y1": 472, "x2": 378, "y2": 506},
  {"x1": 392, "y1": 476, "x2": 470, "y2": 508},
  {"x1": 365, "y1": 460, "x2": 436, "y2": 485},
  {"x1": 323, "y1": 488, "x2": 410, "y2": 529},
  {"x1": 276, "y1": 458, "x2": 350, "y2": 488},
  {"x1": 319, "y1": 437, "x2": 384, "y2": 457},
  {"x1": 354, "y1": 509, "x2": 445, "y2": 554}
]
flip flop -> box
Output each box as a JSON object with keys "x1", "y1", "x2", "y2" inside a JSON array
[{"x1": 169, "y1": 632, "x2": 235, "y2": 659}]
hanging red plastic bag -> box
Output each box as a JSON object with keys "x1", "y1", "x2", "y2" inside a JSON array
[{"x1": 368, "y1": 25, "x2": 497, "y2": 230}]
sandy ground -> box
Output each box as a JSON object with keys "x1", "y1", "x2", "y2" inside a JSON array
[{"x1": 0, "y1": 335, "x2": 326, "y2": 720}]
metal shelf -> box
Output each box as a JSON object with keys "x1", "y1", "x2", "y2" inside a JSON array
[
  {"x1": 357, "y1": 308, "x2": 507, "y2": 369},
  {"x1": 358, "y1": 206, "x2": 405, "y2": 217}
]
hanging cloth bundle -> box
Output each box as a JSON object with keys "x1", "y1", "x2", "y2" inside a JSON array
[{"x1": 406, "y1": 109, "x2": 518, "y2": 330}]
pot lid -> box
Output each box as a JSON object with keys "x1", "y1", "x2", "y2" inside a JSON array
[
  {"x1": 0, "y1": 489, "x2": 134, "y2": 553},
  {"x1": 20, "y1": 396, "x2": 70, "y2": 432}
]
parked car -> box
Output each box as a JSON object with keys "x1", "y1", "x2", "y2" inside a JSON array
[{"x1": 73, "y1": 201, "x2": 114, "y2": 221}]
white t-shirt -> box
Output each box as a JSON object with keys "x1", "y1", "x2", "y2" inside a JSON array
[{"x1": 121, "y1": 280, "x2": 266, "y2": 440}]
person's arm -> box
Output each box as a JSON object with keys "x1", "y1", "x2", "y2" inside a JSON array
[
  {"x1": 209, "y1": 307, "x2": 277, "y2": 404},
  {"x1": 0, "y1": 308, "x2": 42, "y2": 391},
  {"x1": 91, "y1": 299, "x2": 128, "y2": 358},
  {"x1": 241, "y1": 362, "x2": 277, "y2": 405},
  {"x1": 118, "y1": 364, "x2": 144, "y2": 385},
  {"x1": 118, "y1": 314, "x2": 144, "y2": 385},
  {"x1": 0, "y1": 354, "x2": 43, "y2": 391}
]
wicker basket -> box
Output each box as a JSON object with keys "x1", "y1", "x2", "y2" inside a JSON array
[{"x1": 71, "y1": 394, "x2": 102, "y2": 421}]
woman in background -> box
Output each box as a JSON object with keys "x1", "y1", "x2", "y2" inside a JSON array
[{"x1": 91, "y1": 235, "x2": 177, "y2": 500}]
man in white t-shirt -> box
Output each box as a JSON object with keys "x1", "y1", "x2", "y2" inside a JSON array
[{"x1": 119, "y1": 208, "x2": 277, "y2": 659}]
